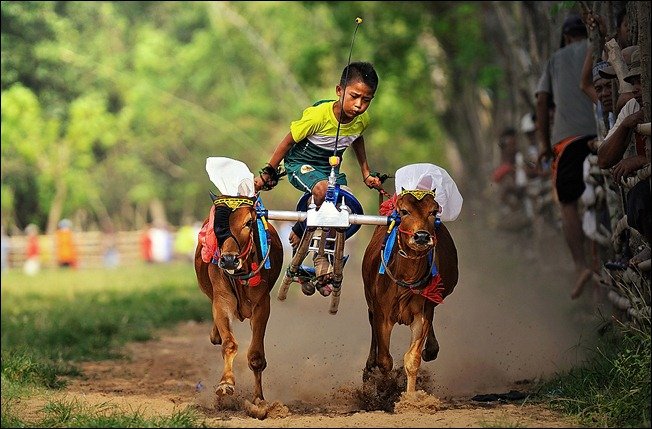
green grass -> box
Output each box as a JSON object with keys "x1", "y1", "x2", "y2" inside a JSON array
[
  {"x1": 2, "y1": 261, "x2": 650, "y2": 427},
  {"x1": 1, "y1": 262, "x2": 211, "y2": 427},
  {"x1": 536, "y1": 318, "x2": 651, "y2": 428},
  {"x1": 2, "y1": 396, "x2": 206, "y2": 428}
]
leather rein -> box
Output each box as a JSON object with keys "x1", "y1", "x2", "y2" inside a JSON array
[{"x1": 379, "y1": 223, "x2": 435, "y2": 290}]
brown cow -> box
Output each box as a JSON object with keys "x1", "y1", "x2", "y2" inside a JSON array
[
  {"x1": 362, "y1": 190, "x2": 458, "y2": 395},
  {"x1": 195, "y1": 194, "x2": 283, "y2": 402}
]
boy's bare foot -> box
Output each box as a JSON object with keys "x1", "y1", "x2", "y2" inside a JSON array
[
  {"x1": 571, "y1": 268, "x2": 594, "y2": 300},
  {"x1": 629, "y1": 247, "x2": 651, "y2": 267}
]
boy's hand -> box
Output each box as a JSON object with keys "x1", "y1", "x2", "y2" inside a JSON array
[
  {"x1": 364, "y1": 174, "x2": 382, "y2": 190},
  {"x1": 256, "y1": 163, "x2": 287, "y2": 192},
  {"x1": 254, "y1": 176, "x2": 265, "y2": 192}
]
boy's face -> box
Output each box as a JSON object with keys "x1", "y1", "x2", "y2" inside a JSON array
[{"x1": 336, "y1": 80, "x2": 375, "y2": 120}]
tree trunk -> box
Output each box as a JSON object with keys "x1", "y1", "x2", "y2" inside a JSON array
[{"x1": 635, "y1": 1, "x2": 651, "y2": 122}]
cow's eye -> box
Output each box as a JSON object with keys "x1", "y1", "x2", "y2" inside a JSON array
[
  {"x1": 399, "y1": 209, "x2": 409, "y2": 216},
  {"x1": 244, "y1": 219, "x2": 254, "y2": 229}
]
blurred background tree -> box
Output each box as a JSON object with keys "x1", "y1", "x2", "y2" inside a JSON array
[{"x1": 1, "y1": 1, "x2": 647, "y2": 234}]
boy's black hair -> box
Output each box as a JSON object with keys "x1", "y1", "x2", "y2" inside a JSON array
[{"x1": 340, "y1": 61, "x2": 379, "y2": 92}]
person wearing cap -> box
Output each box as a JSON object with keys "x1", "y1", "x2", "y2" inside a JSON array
[
  {"x1": 579, "y1": 7, "x2": 631, "y2": 109},
  {"x1": 581, "y1": 59, "x2": 630, "y2": 270},
  {"x1": 598, "y1": 45, "x2": 638, "y2": 115},
  {"x1": 535, "y1": 13, "x2": 599, "y2": 299},
  {"x1": 597, "y1": 46, "x2": 650, "y2": 266}
]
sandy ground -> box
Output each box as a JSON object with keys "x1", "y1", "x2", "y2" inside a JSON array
[{"x1": 14, "y1": 201, "x2": 604, "y2": 427}]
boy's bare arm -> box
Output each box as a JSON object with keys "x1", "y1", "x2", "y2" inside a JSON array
[
  {"x1": 351, "y1": 137, "x2": 381, "y2": 189},
  {"x1": 254, "y1": 132, "x2": 295, "y2": 192},
  {"x1": 267, "y1": 132, "x2": 296, "y2": 168}
]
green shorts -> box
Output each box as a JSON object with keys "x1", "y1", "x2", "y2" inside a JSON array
[{"x1": 285, "y1": 162, "x2": 348, "y2": 193}]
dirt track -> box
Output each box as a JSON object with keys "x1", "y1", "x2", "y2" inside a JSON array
[{"x1": 17, "y1": 205, "x2": 600, "y2": 427}]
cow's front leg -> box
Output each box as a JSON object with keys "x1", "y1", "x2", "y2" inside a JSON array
[
  {"x1": 404, "y1": 314, "x2": 429, "y2": 392},
  {"x1": 364, "y1": 308, "x2": 378, "y2": 380},
  {"x1": 212, "y1": 301, "x2": 237, "y2": 396},
  {"x1": 376, "y1": 314, "x2": 394, "y2": 375},
  {"x1": 422, "y1": 303, "x2": 439, "y2": 361},
  {"x1": 248, "y1": 296, "x2": 270, "y2": 401}
]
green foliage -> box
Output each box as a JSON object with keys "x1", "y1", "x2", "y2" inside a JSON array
[
  {"x1": 537, "y1": 321, "x2": 652, "y2": 427},
  {"x1": 2, "y1": 1, "x2": 467, "y2": 229}
]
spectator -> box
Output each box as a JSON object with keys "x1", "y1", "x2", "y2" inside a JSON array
[
  {"x1": 585, "y1": 60, "x2": 629, "y2": 270},
  {"x1": 597, "y1": 46, "x2": 650, "y2": 267},
  {"x1": 579, "y1": 8, "x2": 631, "y2": 112},
  {"x1": 492, "y1": 127, "x2": 524, "y2": 215},
  {"x1": 520, "y1": 113, "x2": 552, "y2": 223},
  {"x1": 140, "y1": 223, "x2": 153, "y2": 264},
  {"x1": 535, "y1": 13, "x2": 598, "y2": 299},
  {"x1": 55, "y1": 219, "x2": 78, "y2": 269},
  {"x1": 150, "y1": 222, "x2": 173, "y2": 263},
  {"x1": 23, "y1": 223, "x2": 41, "y2": 276},
  {"x1": 102, "y1": 223, "x2": 120, "y2": 269},
  {"x1": 1, "y1": 225, "x2": 8, "y2": 274},
  {"x1": 598, "y1": 45, "x2": 638, "y2": 115},
  {"x1": 174, "y1": 220, "x2": 200, "y2": 262},
  {"x1": 579, "y1": 61, "x2": 616, "y2": 247}
]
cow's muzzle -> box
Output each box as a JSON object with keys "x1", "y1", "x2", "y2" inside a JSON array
[
  {"x1": 412, "y1": 230, "x2": 433, "y2": 246},
  {"x1": 218, "y1": 253, "x2": 242, "y2": 271}
]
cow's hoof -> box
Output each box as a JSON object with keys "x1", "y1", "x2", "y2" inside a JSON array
[
  {"x1": 216, "y1": 382, "x2": 235, "y2": 396},
  {"x1": 422, "y1": 347, "x2": 439, "y2": 362}
]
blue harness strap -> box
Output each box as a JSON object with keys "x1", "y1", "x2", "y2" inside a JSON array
[
  {"x1": 255, "y1": 197, "x2": 271, "y2": 269},
  {"x1": 257, "y1": 218, "x2": 270, "y2": 269},
  {"x1": 379, "y1": 210, "x2": 400, "y2": 275},
  {"x1": 430, "y1": 250, "x2": 438, "y2": 276},
  {"x1": 379, "y1": 227, "x2": 396, "y2": 275}
]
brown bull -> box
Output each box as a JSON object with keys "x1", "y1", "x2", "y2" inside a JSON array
[
  {"x1": 362, "y1": 191, "x2": 458, "y2": 394},
  {"x1": 195, "y1": 195, "x2": 283, "y2": 401}
]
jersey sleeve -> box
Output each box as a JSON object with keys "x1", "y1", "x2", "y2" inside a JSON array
[{"x1": 290, "y1": 106, "x2": 323, "y2": 143}]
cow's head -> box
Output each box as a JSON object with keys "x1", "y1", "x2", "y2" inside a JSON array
[
  {"x1": 395, "y1": 189, "x2": 439, "y2": 253},
  {"x1": 211, "y1": 193, "x2": 257, "y2": 272}
]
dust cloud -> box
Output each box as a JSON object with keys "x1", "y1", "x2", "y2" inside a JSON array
[{"x1": 193, "y1": 201, "x2": 602, "y2": 410}]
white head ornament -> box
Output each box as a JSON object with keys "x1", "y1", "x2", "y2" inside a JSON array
[
  {"x1": 394, "y1": 163, "x2": 463, "y2": 221},
  {"x1": 205, "y1": 157, "x2": 255, "y2": 197}
]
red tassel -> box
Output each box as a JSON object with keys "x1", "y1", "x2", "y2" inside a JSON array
[
  {"x1": 419, "y1": 273, "x2": 444, "y2": 304},
  {"x1": 248, "y1": 262, "x2": 261, "y2": 287}
]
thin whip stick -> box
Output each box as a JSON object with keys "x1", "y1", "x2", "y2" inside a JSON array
[{"x1": 333, "y1": 17, "x2": 363, "y2": 157}]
